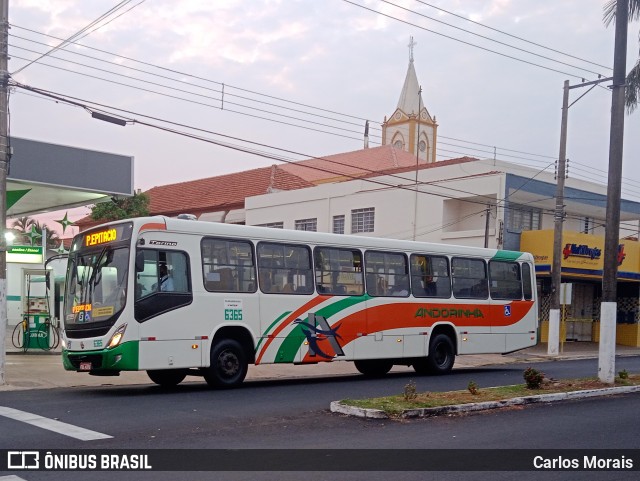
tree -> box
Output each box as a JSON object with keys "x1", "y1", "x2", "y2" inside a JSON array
[
  {"x1": 90, "y1": 192, "x2": 150, "y2": 222},
  {"x1": 604, "y1": 0, "x2": 640, "y2": 113}
]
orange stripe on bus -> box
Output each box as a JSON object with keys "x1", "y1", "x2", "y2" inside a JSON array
[
  {"x1": 299, "y1": 300, "x2": 535, "y2": 363},
  {"x1": 139, "y1": 222, "x2": 167, "y2": 232}
]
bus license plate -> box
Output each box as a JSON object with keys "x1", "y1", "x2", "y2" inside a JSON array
[{"x1": 79, "y1": 362, "x2": 92, "y2": 371}]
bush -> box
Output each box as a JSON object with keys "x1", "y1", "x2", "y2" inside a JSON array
[
  {"x1": 403, "y1": 380, "x2": 417, "y2": 401},
  {"x1": 523, "y1": 367, "x2": 544, "y2": 389},
  {"x1": 467, "y1": 381, "x2": 479, "y2": 395}
]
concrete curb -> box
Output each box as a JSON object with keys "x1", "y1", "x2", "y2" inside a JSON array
[{"x1": 330, "y1": 385, "x2": 640, "y2": 419}]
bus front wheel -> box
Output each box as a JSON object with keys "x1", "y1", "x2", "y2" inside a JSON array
[
  {"x1": 354, "y1": 359, "x2": 393, "y2": 377},
  {"x1": 147, "y1": 369, "x2": 187, "y2": 387},
  {"x1": 204, "y1": 339, "x2": 248, "y2": 389}
]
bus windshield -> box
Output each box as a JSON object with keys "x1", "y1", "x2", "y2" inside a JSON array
[{"x1": 64, "y1": 246, "x2": 130, "y2": 331}]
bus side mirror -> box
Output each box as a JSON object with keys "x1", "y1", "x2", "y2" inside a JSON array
[{"x1": 135, "y1": 252, "x2": 145, "y2": 273}]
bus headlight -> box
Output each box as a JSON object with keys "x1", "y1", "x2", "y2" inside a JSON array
[{"x1": 107, "y1": 324, "x2": 127, "y2": 349}]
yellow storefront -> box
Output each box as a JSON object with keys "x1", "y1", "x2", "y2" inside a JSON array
[{"x1": 521, "y1": 230, "x2": 640, "y2": 347}]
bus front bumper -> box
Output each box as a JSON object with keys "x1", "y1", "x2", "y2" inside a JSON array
[{"x1": 62, "y1": 341, "x2": 139, "y2": 373}]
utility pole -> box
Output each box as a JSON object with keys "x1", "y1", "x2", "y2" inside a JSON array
[
  {"x1": 484, "y1": 204, "x2": 490, "y2": 248},
  {"x1": 547, "y1": 76, "x2": 613, "y2": 356},
  {"x1": 0, "y1": 0, "x2": 9, "y2": 386},
  {"x1": 599, "y1": 0, "x2": 628, "y2": 384},
  {"x1": 548, "y1": 80, "x2": 569, "y2": 357}
]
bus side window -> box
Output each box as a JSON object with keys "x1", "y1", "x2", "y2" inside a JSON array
[
  {"x1": 489, "y1": 260, "x2": 522, "y2": 300},
  {"x1": 452, "y1": 257, "x2": 487, "y2": 299},
  {"x1": 258, "y1": 242, "x2": 313, "y2": 295},
  {"x1": 314, "y1": 247, "x2": 363, "y2": 296},
  {"x1": 202, "y1": 238, "x2": 256, "y2": 293},
  {"x1": 364, "y1": 250, "x2": 409, "y2": 297}
]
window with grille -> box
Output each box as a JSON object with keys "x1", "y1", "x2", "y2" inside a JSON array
[
  {"x1": 256, "y1": 222, "x2": 284, "y2": 229},
  {"x1": 351, "y1": 207, "x2": 375, "y2": 233},
  {"x1": 294, "y1": 218, "x2": 317, "y2": 231},
  {"x1": 333, "y1": 215, "x2": 345, "y2": 234},
  {"x1": 507, "y1": 204, "x2": 541, "y2": 232}
]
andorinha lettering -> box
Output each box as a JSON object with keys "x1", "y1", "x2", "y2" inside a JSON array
[
  {"x1": 415, "y1": 307, "x2": 484, "y2": 319},
  {"x1": 85, "y1": 228, "x2": 118, "y2": 247}
]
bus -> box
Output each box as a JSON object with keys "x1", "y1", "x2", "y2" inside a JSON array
[{"x1": 61, "y1": 216, "x2": 538, "y2": 388}]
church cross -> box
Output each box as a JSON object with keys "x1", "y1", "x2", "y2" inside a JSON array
[{"x1": 408, "y1": 36, "x2": 417, "y2": 62}]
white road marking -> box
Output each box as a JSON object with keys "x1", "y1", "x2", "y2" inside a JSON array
[
  {"x1": 0, "y1": 406, "x2": 112, "y2": 441},
  {"x1": 1, "y1": 476, "x2": 28, "y2": 481}
]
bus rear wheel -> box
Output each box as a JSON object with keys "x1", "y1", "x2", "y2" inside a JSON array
[
  {"x1": 425, "y1": 333, "x2": 455, "y2": 374},
  {"x1": 204, "y1": 339, "x2": 248, "y2": 389},
  {"x1": 354, "y1": 359, "x2": 393, "y2": 377},
  {"x1": 147, "y1": 369, "x2": 187, "y2": 387}
]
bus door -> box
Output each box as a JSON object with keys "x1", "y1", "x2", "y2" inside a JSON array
[
  {"x1": 488, "y1": 259, "x2": 537, "y2": 352},
  {"x1": 134, "y1": 248, "x2": 197, "y2": 369}
]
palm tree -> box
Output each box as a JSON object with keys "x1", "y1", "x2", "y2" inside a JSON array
[
  {"x1": 604, "y1": 0, "x2": 640, "y2": 113},
  {"x1": 11, "y1": 216, "x2": 61, "y2": 249}
]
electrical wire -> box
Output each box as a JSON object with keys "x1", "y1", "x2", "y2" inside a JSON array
[
  {"x1": 11, "y1": 0, "x2": 142, "y2": 75},
  {"x1": 342, "y1": 0, "x2": 609, "y2": 81},
  {"x1": 10, "y1": 23, "x2": 597, "y2": 171},
  {"x1": 413, "y1": 0, "x2": 612, "y2": 71},
  {"x1": 378, "y1": 0, "x2": 609, "y2": 77}
]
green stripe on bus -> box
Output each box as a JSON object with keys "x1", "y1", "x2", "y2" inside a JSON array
[
  {"x1": 491, "y1": 251, "x2": 523, "y2": 261},
  {"x1": 275, "y1": 295, "x2": 369, "y2": 363},
  {"x1": 7, "y1": 295, "x2": 21, "y2": 301},
  {"x1": 255, "y1": 311, "x2": 292, "y2": 353}
]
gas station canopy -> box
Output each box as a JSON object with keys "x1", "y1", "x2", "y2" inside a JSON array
[{"x1": 7, "y1": 137, "x2": 134, "y2": 217}]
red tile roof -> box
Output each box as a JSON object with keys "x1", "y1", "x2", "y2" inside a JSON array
[
  {"x1": 146, "y1": 164, "x2": 313, "y2": 217},
  {"x1": 279, "y1": 145, "x2": 454, "y2": 184}
]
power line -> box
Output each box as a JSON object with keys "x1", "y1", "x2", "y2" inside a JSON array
[
  {"x1": 11, "y1": 0, "x2": 141, "y2": 75},
  {"x1": 10, "y1": 25, "x2": 638, "y2": 194},
  {"x1": 13, "y1": 83, "x2": 638, "y2": 236},
  {"x1": 10, "y1": 80, "x2": 564, "y2": 212},
  {"x1": 10, "y1": 23, "x2": 580, "y2": 169},
  {"x1": 342, "y1": 0, "x2": 608, "y2": 81},
  {"x1": 378, "y1": 0, "x2": 609, "y2": 77},
  {"x1": 413, "y1": 0, "x2": 612, "y2": 71}
]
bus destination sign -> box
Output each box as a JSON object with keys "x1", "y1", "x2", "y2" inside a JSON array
[{"x1": 85, "y1": 228, "x2": 118, "y2": 247}]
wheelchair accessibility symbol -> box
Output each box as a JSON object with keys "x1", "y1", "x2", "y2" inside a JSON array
[{"x1": 504, "y1": 305, "x2": 512, "y2": 317}]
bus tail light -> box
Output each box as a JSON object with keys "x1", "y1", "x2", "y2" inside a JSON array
[{"x1": 108, "y1": 324, "x2": 128, "y2": 349}]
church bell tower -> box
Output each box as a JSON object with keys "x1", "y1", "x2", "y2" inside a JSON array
[{"x1": 382, "y1": 37, "x2": 437, "y2": 163}]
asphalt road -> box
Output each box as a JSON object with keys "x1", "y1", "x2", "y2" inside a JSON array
[{"x1": 1, "y1": 357, "x2": 639, "y2": 480}]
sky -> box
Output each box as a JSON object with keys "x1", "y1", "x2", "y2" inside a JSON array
[{"x1": 6, "y1": 0, "x2": 640, "y2": 236}]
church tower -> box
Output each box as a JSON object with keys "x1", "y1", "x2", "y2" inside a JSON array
[{"x1": 382, "y1": 37, "x2": 437, "y2": 163}]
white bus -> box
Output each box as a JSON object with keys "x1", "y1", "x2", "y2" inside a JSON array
[{"x1": 62, "y1": 216, "x2": 538, "y2": 388}]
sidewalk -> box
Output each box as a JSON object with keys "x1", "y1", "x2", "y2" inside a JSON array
[{"x1": 2, "y1": 328, "x2": 640, "y2": 391}]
